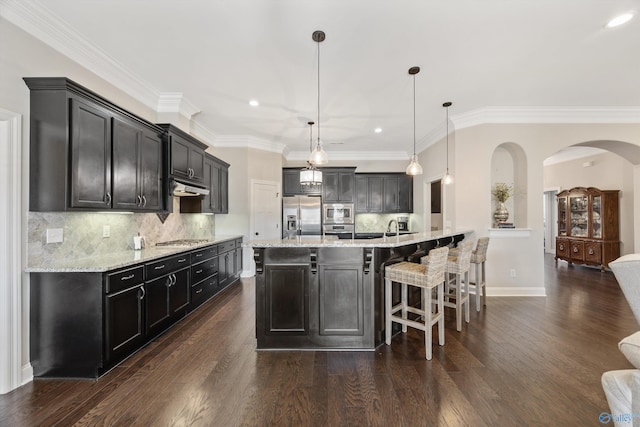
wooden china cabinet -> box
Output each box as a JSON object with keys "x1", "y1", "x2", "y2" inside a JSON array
[{"x1": 555, "y1": 187, "x2": 619, "y2": 271}]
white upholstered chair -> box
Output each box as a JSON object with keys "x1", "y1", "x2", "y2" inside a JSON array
[
  {"x1": 384, "y1": 246, "x2": 449, "y2": 360},
  {"x1": 603, "y1": 254, "x2": 640, "y2": 426}
]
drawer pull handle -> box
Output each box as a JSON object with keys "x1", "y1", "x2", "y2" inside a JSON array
[
  {"x1": 196, "y1": 269, "x2": 203, "y2": 274},
  {"x1": 154, "y1": 264, "x2": 165, "y2": 270},
  {"x1": 195, "y1": 253, "x2": 203, "y2": 258},
  {"x1": 588, "y1": 248, "x2": 594, "y2": 255},
  {"x1": 573, "y1": 247, "x2": 578, "y2": 253},
  {"x1": 195, "y1": 288, "x2": 203, "y2": 294},
  {"x1": 178, "y1": 258, "x2": 187, "y2": 263},
  {"x1": 121, "y1": 274, "x2": 135, "y2": 281}
]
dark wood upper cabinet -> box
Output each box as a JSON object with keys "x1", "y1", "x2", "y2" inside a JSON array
[
  {"x1": 159, "y1": 124, "x2": 207, "y2": 186},
  {"x1": 69, "y1": 98, "x2": 112, "y2": 209},
  {"x1": 24, "y1": 77, "x2": 166, "y2": 212},
  {"x1": 355, "y1": 173, "x2": 412, "y2": 213},
  {"x1": 182, "y1": 153, "x2": 229, "y2": 214},
  {"x1": 282, "y1": 168, "x2": 322, "y2": 196},
  {"x1": 322, "y1": 167, "x2": 356, "y2": 203}
]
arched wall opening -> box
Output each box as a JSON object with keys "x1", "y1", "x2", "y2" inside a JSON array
[{"x1": 491, "y1": 142, "x2": 528, "y2": 228}]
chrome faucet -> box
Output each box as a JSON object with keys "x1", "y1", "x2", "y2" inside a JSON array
[{"x1": 386, "y1": 219, "x2": 399, "y2": 236}]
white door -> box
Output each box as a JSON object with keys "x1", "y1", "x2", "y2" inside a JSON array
[{"x1": 251, "y1": 180, "x2": 280, "y2": 241}]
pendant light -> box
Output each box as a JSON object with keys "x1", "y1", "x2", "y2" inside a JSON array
[
  {"x1": 442, "y1": 101, "x2": 454, "y2": 185},
  {"x1": 405, "y1": 66, "x2": 423, "y2": 176},
  {"x1": 300, "y1": 121, "x2": 323, "y2": 186},
  {"x1": 309, "y1": 30, "x2": 329, "y2": 166}
]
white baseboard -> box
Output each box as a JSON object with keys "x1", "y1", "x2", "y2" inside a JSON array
[
  {"x1": 486, "y1": 286, "x2": 547, "y2": 297},
  {"x1": 240, "y1": 270, "x2": 254, "y2": 278},
  {"x1": 21, "y1": 363, "x2": 33, "y2": 387}
]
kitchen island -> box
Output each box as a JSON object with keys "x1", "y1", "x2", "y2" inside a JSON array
[{"x1": 247, "y1": 230, "x2": 471, "y2": 350}]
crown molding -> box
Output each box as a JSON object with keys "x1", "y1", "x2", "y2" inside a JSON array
[
  {"x1": 1, "y1": 0, "x2": 161, "y2": 110},
  {"x1": 215, "y1": 135, "x2": 287, "y2": 154},
  {"x1": 157, "y1": 93, "x2": 200, "y2": 120},
  {"x1": 286, "y1": 150, "x2": 411, "y2": 162},
  {"x1": 452, "y1": 106, "x2": 640, "y2": 130}
]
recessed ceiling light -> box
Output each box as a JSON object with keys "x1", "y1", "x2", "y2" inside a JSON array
[
  {"x1": 374, "y1": 128, "x2": 382, "y2": 133},
  {"x1": 606, "y1": 11, "x2": 635, "y2": 28},
  {"x1": 249, "y1": 99, "x2": 259, "y2": 107}
]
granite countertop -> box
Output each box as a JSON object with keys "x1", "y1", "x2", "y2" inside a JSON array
[
  {"x1": 27, "y1": 235, "x2": 243, "y2": 273},
  {"x1": 245, "y1": 229, "x2": 472, "y2": 248}
]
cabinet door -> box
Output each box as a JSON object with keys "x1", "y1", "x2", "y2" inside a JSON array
[
  {"x1": 383, "y1": 175, "x2": 399, "y2": 212},
  {"x1": 145, "y1": 274, "x2": 171, "y2": 337},
  {"x1": 397, "y1": 175, "x2": 413, "y2": 213},
  {"x1": 70, "y1": 99, "x2": 112, "y2": 209},
  {"x1": 105, "y1": 284, "x2": 145, "y2": 362},
  {"x1": 339, "y1": 172, "x2": 355, "y2": 202},
  {"x1": 170, "y1": 135, "x2": 191, "y2": 180},
  {"x1": 367, "y1": 176, "x2": 384, "y2": 213},
  {"x1": 112, "y1": 118, "x2": 142, "y2": 210},
  {"x1": 264, "y1": 265, "x2": 310, "y2": 335},
  {"x1": 234, "y1": 246, "x2": 243, "y2": 277},
  {"x1": 283, "y1": 169, "x2": 302, "y2": 196},
  {"x1": 139, "y1": 130, "x2": 163, "y2": 211},
  {"x1": 556, "y1": 238, "x2": 569, "y2": 259},
  {"x1": 570, "y1": 240, "x2": 585, "y2": 262},
  {"x1": 169, "y1": 268, "x2": 190, "y2": 316},
  {"x1": 355, "y1": 176, "x2": 368, "y2": 212},
  {"x1": 189, "y1": 148, "x2": 205, "y2": 184},
  {"x1": 557, "y1": 197, "x2": 567, "y2": 236},
  {"x1": 323, "y1": 171, "x2": 340, "y2": 202},
  {"x1": 219, "y1": 166, "x2": 229, "y2": 213},
  {"x1": 585, "y1": 241, "x2": 602, "y2": 264},
  {"x1": 318, "y1": 265, "x2": 363, "y2": 336},
  {"x1": 201, "y1": 157, "x2": 214, "y2": 213}
]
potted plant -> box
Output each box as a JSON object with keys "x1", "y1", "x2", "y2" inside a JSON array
[{"x1": 492, "y1": 182, "x2": 514, "y2": 225}]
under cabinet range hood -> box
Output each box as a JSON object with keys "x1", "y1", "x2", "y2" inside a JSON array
[{"x1": 172, "y1": 179, "x2": 209, "y2": 197}]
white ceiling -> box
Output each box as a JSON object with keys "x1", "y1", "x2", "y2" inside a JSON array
[{"x1": 4, "y1": 0, "x2": 640, "y2": 161}]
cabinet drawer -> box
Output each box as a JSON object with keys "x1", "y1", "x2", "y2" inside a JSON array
[
  {"x1": 556, "y1": 238, "x2": 569, "y2": 258},
  {"x1": 191, "y1": 245, "x2": 217, "y2": 263},
  {"x1": 146, "y1": 253, "x2": 190, "y2": 281},
  {"x1": 570, "y1": 241, "x2": 584, "y2": 261},
  {"x1": 191, "y1": 258, "x2": 219, "y2": 283},
  {"x1": 585, "y1": 242, "x2": 602, "y2": 263},
  {"x1": 191, "y1": 275, "x2": 219, "y2": 307},
  {"x1": 106, "y1": 265, "x2": 144, "y2": 294},
  {"x1": 218, "y1": 240, "x2": 236, "y2": 254}
]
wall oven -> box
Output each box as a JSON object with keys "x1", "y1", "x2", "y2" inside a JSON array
[{"x1": 323, "y1": 203, "x2": 354, "y2": 225}]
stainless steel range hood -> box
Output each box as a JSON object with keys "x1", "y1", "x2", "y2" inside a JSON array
[{"x1": 172, "y1": 179, "x2": 209, "y2": 197}]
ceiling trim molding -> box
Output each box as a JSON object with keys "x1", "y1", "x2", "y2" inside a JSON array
[
  {"x1": 157, "y1": 93, "x2": 201, "y2": 120},
  {"x1": 1, "y1": 0, "x2": 161, "y2": 110},
  {"x1": 452, "y1": 106, "x2": 640, "y2": 130},
  {"x1": 189, "y1": 120, "x2": 216, "y2": 148},
  {"x1": 286, "y1": 150, "x2": 411, "y2": 162},
  {"x1": 215, "y1": 135, "x2": 287, "y2": 154}
]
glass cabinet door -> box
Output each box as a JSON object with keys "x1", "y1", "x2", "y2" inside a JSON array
[
  {"x1": 569, "y1": 195, "x2": 588, "y2": 237},
  {"x1": 592, "y1": 195, "x2": 602, "y2": 238},
  {"x1": 558, "y1": 197, "x2": 567, "y2": 236}
]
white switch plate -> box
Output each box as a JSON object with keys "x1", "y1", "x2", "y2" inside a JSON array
[
  {"x1": 46, "y1": 228, "x2": 63, "y2": 244},
  {"x1": 102, "y1": 225, "x2": 110, "y2": 238}
]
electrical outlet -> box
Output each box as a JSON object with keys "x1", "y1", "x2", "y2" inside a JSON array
[
  {"x1": 510, "y1": 269, "x2": 516, "y2": 278},
  {"x1": 46, "y1": 228, "x2": 63, "y2": 244},
  {"x1": 102, "y1": 225, "x2": 110, "y2": 238}
]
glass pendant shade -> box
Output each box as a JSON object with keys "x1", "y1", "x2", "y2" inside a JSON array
[
  {"x1": 309, "y1": 143, "x2": 329, "y2": 165},
  {"x1": 443, "y1": 172, "x2": 454, "y2": 185},
  {"x1": 406, "y1": 154, "x2": 423, "y2": 176},
  {"x1": 300, "y1": 167, "x2": 323, "y2": 186}
]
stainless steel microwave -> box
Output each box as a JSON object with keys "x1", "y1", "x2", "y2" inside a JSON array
[{"x1": 323, "y1": 203, "x2": 354, "y2": 224}]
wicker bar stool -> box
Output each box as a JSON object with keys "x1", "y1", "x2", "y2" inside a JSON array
[
  {"x1": 425, "y1": 239, "x2": 474, "y2": 331},
  {"x1": 470, "y1": 237, "x2": 490, "y2": 311},
  {"x1": 384, "y1": 246, "x2": 449, "y2": 360}
]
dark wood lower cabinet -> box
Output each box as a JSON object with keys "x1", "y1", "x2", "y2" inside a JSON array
[
  {"x1": 255, "y1": 247, "x2": 373, "y2": 349},
  {"x1": 29, "y1": 238, "x2": 242, "y2": 379}
]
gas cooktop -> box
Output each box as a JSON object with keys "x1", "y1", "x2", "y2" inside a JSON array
[{"x1": 155, "y1": 239, "x2": 211, "y2": 247}]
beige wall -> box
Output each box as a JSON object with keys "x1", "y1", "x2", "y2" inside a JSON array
[
  {"x1": 413, "y1": 123, "x2": 640, "y2": 295},
  {"x1": 544, "y1": 151, "x2": 635, "y2": 255}
]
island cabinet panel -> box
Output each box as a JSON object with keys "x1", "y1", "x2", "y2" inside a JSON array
[
  {"x1": 264, "y1": 265, "x2": 310, "y2": 335},
  {"x1": 318, "y1": 265, "x2": 363, "y2": 336},
  {"x1": 254, "y1": 246, "x2": 374, "y2": 349}
]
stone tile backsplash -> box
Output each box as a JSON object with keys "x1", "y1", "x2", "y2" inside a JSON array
[
  {"x1": 28, "y1": 198, "x2": 215, "y2": 266},
  {"x1": 355, "y1": 213, "x2": 413, "y2": 233}
]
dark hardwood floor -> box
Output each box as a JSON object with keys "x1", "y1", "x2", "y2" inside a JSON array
[{"x1": 1, "y1": 254, "x2": 636, "y2": 426}]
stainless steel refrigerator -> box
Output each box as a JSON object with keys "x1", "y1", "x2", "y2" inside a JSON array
[{"x1": 282, "y1": 195, "x2": 322, "y2": 238}]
